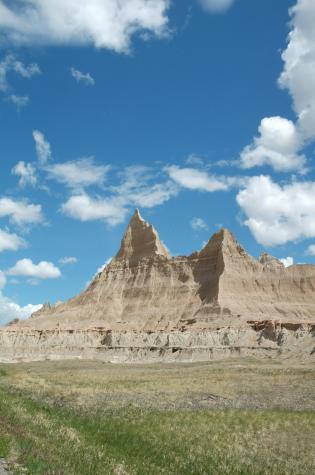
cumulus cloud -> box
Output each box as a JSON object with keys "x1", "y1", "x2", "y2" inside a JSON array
[
  {"x1": 12, "y1": 161, "x2": 37, "y2": 187},
  {"x1": 0, "y1": 0, "x2": 170, "y2": 53},
  {"x1": 190, "y1": 217, "x2": 208, "y2": 231},
  {"x1": 61, "y1": 166, "x2": 179, "y2": 226},
  {"x1": 8, "y1": 259, "x2": 61, "y2": 279},
  {"x1": 280, "y1": 256, "x2": 294, "y2": 267},
  {"x1": 198, "y1": 0, "x2": 235, "y2": 14},
  {"x1": 0, "y1": 229, "x2": 26, "y2": 252},
  {"x1": 279, "y1": 0, "x2": 315, "y2": 140},
  {"x1": 237, "y1": 175, "x2": 315, "y2": 246},
  {"x1": 0, "y1": 260, "x2": 46, "y2": 325},
  {"x1": 240, "y1": 0, "x2": 315, "y2": 172},
  {"x1": 46, "y1": 157, "x2": 110, "y2": 189},
  {"x1": 240, "y1": 116, "x2": 306, "y2": 172},
  {"x1": 0, "y1": 197, "x2": 43, "y2": 226},
  {"x1": 61, "y1": 165, "x2": 244, "y2": 228},
  {"x1": 165, "y1": 165, "x2": 244, "y2": 192},
  {"x1": 61, "y1": 194, "x2": 127, "y2": 226},
  {"x1": 59, "y1": 256, "x2": 78, "y2": 265},
  {"x1": 0, "y1": 54, "x2": 40, "y2": 91},
  {"x1": 33, "y1": 130, "x2": 52, "y2": 165},
  {"x1": 0, "y1": 293, "x2": 42, "y2": 326},
  {"x1": 71, "y1": 67, "x2": 95, "y2": 86}
]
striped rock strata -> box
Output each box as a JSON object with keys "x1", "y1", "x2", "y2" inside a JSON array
[{"x1": 0, "y1": 209, "x2": 314, "y2": 362}]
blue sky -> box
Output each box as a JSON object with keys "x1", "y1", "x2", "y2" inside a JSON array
[{"x1": 0, "y1": 0, "x2": 315, "y2": 323}]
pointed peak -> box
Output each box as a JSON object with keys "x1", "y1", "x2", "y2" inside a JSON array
[
  {"x1": 131, "y1": 208, "x2": 143, "y2": 223},
  {"x1": 198, "y1": 227, "x2": 247, "y2": 258},
  {"x1": 216, "y1": 227, "x2": 236, "y2": 241},
  {"x1": 114, "y1": 210, "x2": 170, "y2": 263},
  {"x1": 259, "y1": 252, "x2": 284, "y2": 269},
  {"x1": 201, "y1": 227, "x2": 236, "y2": 246}
]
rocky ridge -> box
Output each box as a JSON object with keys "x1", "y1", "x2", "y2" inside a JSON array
[{"x1": 0, "y1": 209, "x2": 314, "y2": 362}]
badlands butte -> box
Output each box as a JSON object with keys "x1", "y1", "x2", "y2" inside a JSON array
[{"x1": 0, "y1": 209, "x2": 314, "y2": 363}]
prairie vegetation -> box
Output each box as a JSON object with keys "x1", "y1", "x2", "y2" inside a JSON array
[{"x1": 0, "y1": 359, "x2": 314, "y2": 474}]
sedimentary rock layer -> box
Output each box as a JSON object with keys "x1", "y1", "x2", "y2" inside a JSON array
[
  {"x1": 1, "y1": 209, "x2": 314, "y2": 362},
  {"x1": 20, "y1": 209, "x2": 315, "y2": 330},
  {"x1": 0, "y1": 322, "x2": 313, "y2": 363}
]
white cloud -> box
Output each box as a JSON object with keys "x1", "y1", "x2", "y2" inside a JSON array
[
  {"x1": 165, "y1": 165, "x2": 244, "y2": 192},
  {"x1": 0, "y1": 197, "x2": 43, "y2": 226},
  {"x1": 61, "y1": 165, "x2": 179, "y2": 226},
  {"x1": 237, "y1": 175, "x2": 315, "y2": 246},
  {"x1": 240, "y1": 116, "x2": 306, "y2": 172},
  {"x1": 59, "y1": 256, "x2": 78, "y2": 265},
  {"x1": 12, "y1": 161, "x2": 37, "y2": 187},
  {"x1": 132, "y1": 182, "x2": 177, "y2": 207},
  {"x1": 0, "y1": 54, "x2": 40, "y2": 91},
  {"x1": 33, "y1": 130, "x2": 52, "y2": 165},
  {"x1": 198, "y1": 0, "x2": 235, "y2": 14},
  {"x1": 0, "y1": 259, "x2": 55, "y2": 325},
  {"x1": 113, "y1": 166, "x2": 178, "y2": 208},
  {"x1": 27, "y1": 134, "x2": 109, "y2": 191},
  {"x1": 240, "y1": 0, "x2": 315, "y2": 172},
  {"x1": 8, "y1": 259, "x2": 61, "y2": 279},
  {"x1": 306, "y1": 244, "x2": 315, "y2": 256},
  {"x1": 279, "y1": 0, "x2": 315, "y2": 140},
  {"x1": 280, "y1": 256, "x2": 294, "y2": 267},
  {"x1": 0, "y1": 229, "x2": 26, "y2": 252},
  {"x1": 0, "y1": 292, "x2": 42, "y2": 326},
  {"x1": 0, "y1": 0, "x2": 170, "y2": 53},
  {"x1": 71, "y1": 67, "x2": 95, "y2": 86},
  {"x1": 190, "y1": 217, "x2": 208, "y2": 231},
  {"x1": 8, "y1": 94, "x2": 29, "y2": 108},
  {"x1": 46, "y1": 157, "x2": 110, "y2": 189},
  {"x1": 0, "y1": 261, "x2": 48, "y2": 325},
  {"x1": 4, "y1": 56, "x2": 40, "y2": 79},
  {"x1": 61, "y1": 194, "x2": 127, "y2": 226}
]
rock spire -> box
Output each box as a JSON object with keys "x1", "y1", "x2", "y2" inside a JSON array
[
  {"x1": 10, "y1": 210, "x2": 315, "y2": 341},
  {"x1": 114, "y1": 209, "x2": 170, "y2": 263}
]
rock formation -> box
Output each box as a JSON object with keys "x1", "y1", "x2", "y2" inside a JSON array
[{"x1": 0, "y1": 209, "x2": 314, "y2": 362}]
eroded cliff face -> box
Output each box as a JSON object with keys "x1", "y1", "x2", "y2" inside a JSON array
[
  {"x1": 0, "y1": 322, "x2": 313, "y2": 363},
  {"x1": 0, "y1": 209, "x2": 314, "y2": 362},
  {"x1": 218, "y1": 234, "x2": 315, "y2": 322}
]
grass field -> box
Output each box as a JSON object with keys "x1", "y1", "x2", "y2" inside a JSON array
[{"x1": 0, "y1": 359, "x2": 314, "y2": 474}]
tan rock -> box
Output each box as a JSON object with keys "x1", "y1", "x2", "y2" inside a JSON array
[
  {"x1": 259, "y1": 252, "x2": 285, "y2": 270},
  {"x1": 115, "y1": 208, "x2": 170, "y2": 263},
  {"x1": 1, "y1": 209, "x2": 314, "y2": 362}
]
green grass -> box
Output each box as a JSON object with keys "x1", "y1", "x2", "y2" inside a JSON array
[{"x1": 0, "y1": 360, "x2": 314, "y2": 474}]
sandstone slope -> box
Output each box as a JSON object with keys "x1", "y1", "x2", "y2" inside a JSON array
[
  {"x1": 19, "y1": 209, "x2": 315, "y2": 330},
  {"x1": 0, "y1": 209, "x2": 314, "y2": 362}
]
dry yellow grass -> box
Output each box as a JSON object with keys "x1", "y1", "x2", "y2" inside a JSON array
[
  {"x1": 1, "y1": 358, "x2": 314, "y2": 411},
  {"x1": 0, "y1": 358, "x2": 314, "y2": 474}
]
